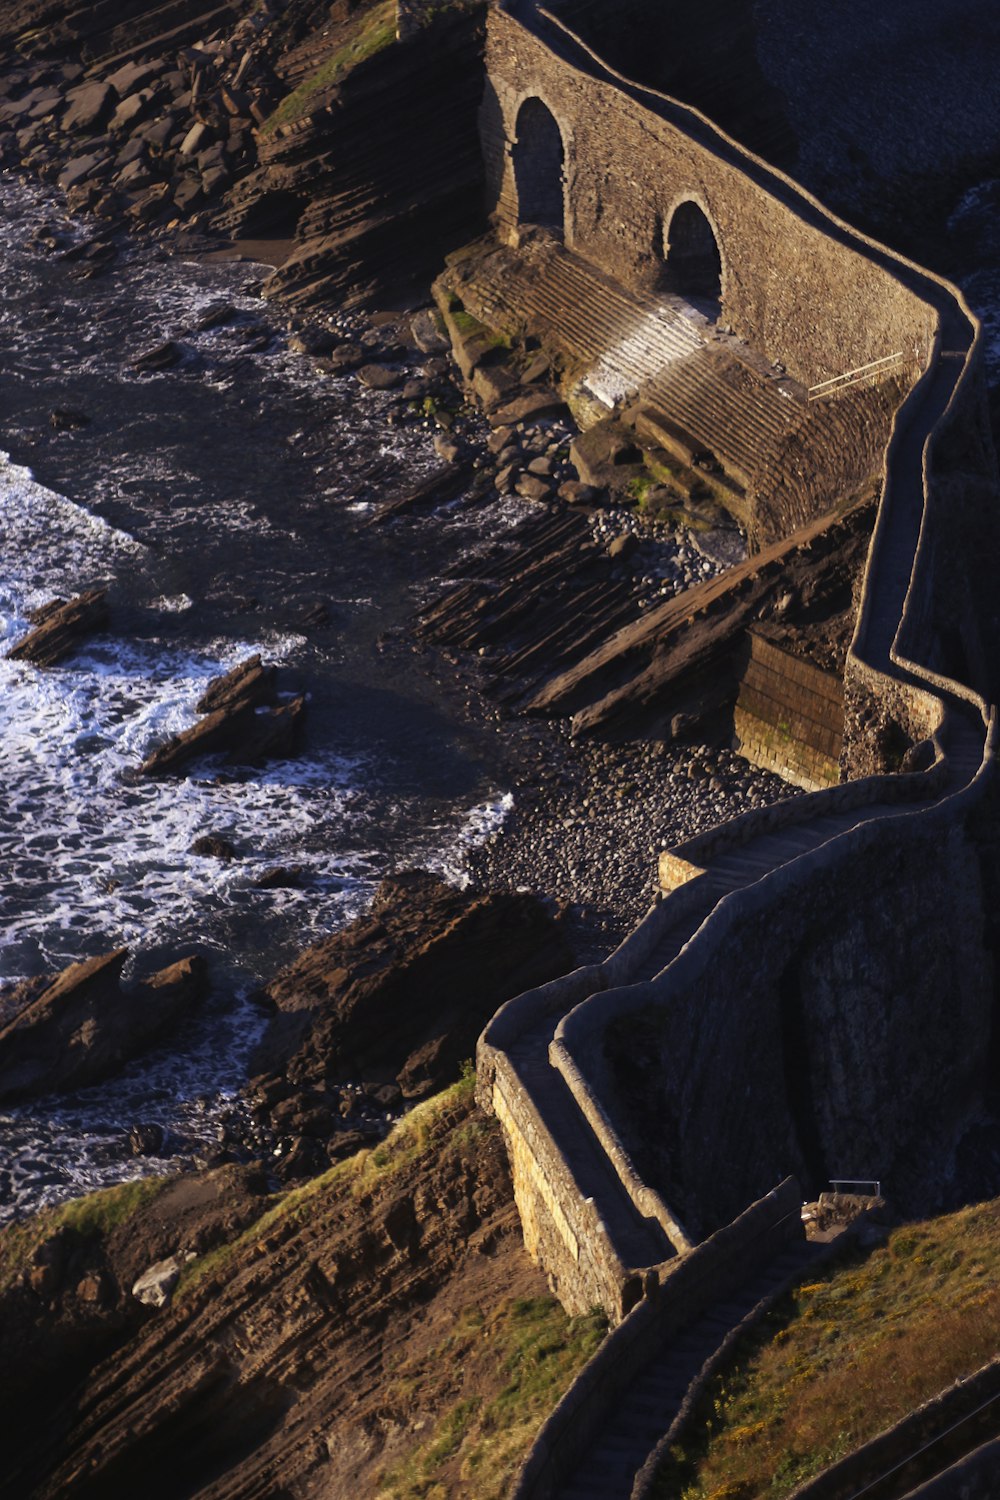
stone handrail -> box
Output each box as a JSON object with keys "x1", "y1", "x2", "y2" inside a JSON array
[{"x1": 509, "y1": 1179, "x2": 803, "y2": 1500}]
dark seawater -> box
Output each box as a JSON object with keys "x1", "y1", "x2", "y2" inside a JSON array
[{"x1": 0, "y1": 178, "x2": 520, "y2": 1219}]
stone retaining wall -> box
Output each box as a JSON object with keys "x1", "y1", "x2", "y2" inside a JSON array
[
  {"x1": 787, "y1": 1357, "x2": 1000, "y2": 1500},
  {"x1": 733, "y1": 631, "x2": 844, "y2": 789}
]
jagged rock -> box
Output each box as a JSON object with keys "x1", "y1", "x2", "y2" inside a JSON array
[
  {"x1": 128, "y1": 1122, "x2": 170, "y2": 1157},
  {"x1": 515, "y1": 474, "x2": 552, "y2": 502},
  {"x1": 173, "y1": 177, "x2": 204, "y2": 213},
  {"x1": 48, "y1": 407, "x2": 89, "y2": 430},
  {"x1": 180, "y1": 121, "x2": 211, "y2": 157},
  {"x1": 240, "y1": 695, "x2": 305, "y2": 764},
  {"x1": 287, "y1": 327, "x2": 337, "y2": 356},
  {"x1": 410, "y1": 308, "x2": 449, "y2": 353},
  {"x1": 559, "y1": 480, "x2": 602, "y2": 505},
  {"x1": 250, "y1": 869, "x2": 573, "y2": 1102},
  {"x1": 6, "y1": 588, "x2": 109, "y2": 667},
  {"x1": 130, "y1": 339, "x2": 183, "y2": 372},
  {"x1": 140, "y1": 700, "x2": 256, "y2": 776},
  {"x1": 357, "y1": 363, "x2": 403, "y2": 390},
  {"x1": 58, "y1": 153, "x2": 108, "y2": 192},
  {"x1": 0, "y1": 951, "x2": 209, "y2": 1103},
  {"x1": 105, "y1": 59, "x2": 167, "y2": 97},
  {"x1": 190, "y1": 834, "x2": 238, "y2": 861},
  {"x1": 196, "y1": 655, "x2": 277, "y2": 714},
  {"x1": 253, "y1": 866, "x2": 305, "y2": 889},
  {"x1": 193, "y1": 300, "x2": 237, "y2": 331},
  {"x1": 489, "y1": 388, "x2": 570, "y2": 427},
  {"x1": 108, "y1": 90, "x2": 158, "y2": 134}
]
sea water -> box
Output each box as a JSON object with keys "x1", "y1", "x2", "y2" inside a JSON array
[{"x1": 0, "y1": 178, "x2": 516, "y2": 1219}]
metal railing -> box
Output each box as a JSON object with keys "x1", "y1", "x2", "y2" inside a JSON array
[{"x1": 808, "y1": 352, "x2": 908, "y2": 400}]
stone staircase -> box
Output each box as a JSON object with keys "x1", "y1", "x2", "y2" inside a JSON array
[
  {"x1": 554, "y1": 1239, "x2": 825, "y2": 1500},
  {"x1": 445, "y1": 235, "x2": 800, "y2": 504}
]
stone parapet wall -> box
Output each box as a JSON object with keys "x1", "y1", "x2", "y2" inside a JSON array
[
  {"x1": 481, "y1": 5, "x2": 936, "y2": 388},
  {"x1": 734, "y1": 632, "x2": 844, "y2": 789},
  {"x1": 489, "y1": 1062, "x2": 641, "y2": 1319},
  {"x1": 660, "y1": 747, "x2": 947, "y2": 886}
]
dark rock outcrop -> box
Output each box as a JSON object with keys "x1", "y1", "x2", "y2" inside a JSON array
[
  {"x1": 250, "y1": 869, "x2": 573, "y2": 1103},
  {"x1": 0, "y1": 950, "x2": 209, "y2": 1103},
  {"x1": 139, "y1": 655, "x2": 302, "y2": 775},
  {"x1": 6, "y1": 589, "x2": 109, "y2": 667}
]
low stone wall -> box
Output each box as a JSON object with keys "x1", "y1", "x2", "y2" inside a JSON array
[
  {"x1": 511, "y1": 1179, "x2": 803, "y2": 1500},
  {"x1": 733, "y1": 632, "x2": 844, "y2": 789},
  {"x1": 787, "y1": 1357, "x2": 1000, "y2": 1500},
  {"x1": 660, "y1": 740, "x2": 946, "y2": 891}
]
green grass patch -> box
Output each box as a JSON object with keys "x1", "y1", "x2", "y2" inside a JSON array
[
  {"x1": 653, "y1": 1198, "x2": 1000, "y2": 1499},
  {"x1": 0, "y1": 1177, "x2": 168, "y2": 1294},
  {"x1": 379, "y1": 1295, "x2": 608, "y2": 1498},
  {"x1": 261, "y1": 0, "x2": 397, "y2": 134}
]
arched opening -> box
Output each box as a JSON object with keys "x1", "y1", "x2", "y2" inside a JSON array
[
  {"x1": 659, "y1": 200, "x2": 722, "y2": 314},
  {"x1": 512, "y1": 97, "x2": 565, "y2": 234}
]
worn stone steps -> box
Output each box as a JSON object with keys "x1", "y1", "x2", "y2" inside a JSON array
[
  {"x1": 447, "y1": 235, "x2": 800, "y2": 499},
  {"x1": 552, "y1": 1238, "x2": 825, "y2": 1499}
]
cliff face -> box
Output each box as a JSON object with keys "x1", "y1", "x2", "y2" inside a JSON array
[{"x1": 244, "y1": 8, "x2": 489, "y2": 309}]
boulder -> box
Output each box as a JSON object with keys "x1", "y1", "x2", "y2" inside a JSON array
[
  {"x1": 190, "y1": 835, "x2": 237, "y2": 861},
  {"x1": 515, "y1": 475, "x2": 552, "y2": 502},
  {"x1": 130, "y1": 339, "x2": 183, "y2": 372},
  {"x1": 410, "y1": 308, "x2": 449, "y2": 354},
  {"x1": 57, "y1": 153, "x2": 108, "y2": 193},
  {"x1": 357, "y1": 364, "x2": 403, "y2": 391},
  {"x1": 132, "y1": 1254, "x2": 189, "y2": 1309},
  {"x1": 108, "y1": 90, "x2": 157, "y2": 134},
  {"x1": 0, "y1": 951, "x2": 209, "y2": 1103},
  {"x1": 253, "y1": 866, "x2": 306, "y2": 889},
  {"x1": 105, "y1": 59, "x2": 168, "y2": 97},
  {"x1": 49, "y1": 408, "x2": 90, "y2": 431},
  {"x1": 6, "y1": 589, "x2": 109, "y2": 667},
  {"x1": 139, "y1": 700, "x2": 257, "y2": 776},
  {"x1": 63, "y1": 82, "x2": 115, "y2": 133},
  {"x1": 490, "y1": 388, "x2": 570, "y2": 427},
  {"x1": 179, "y1": 122, "x2": 211, "y2": 157}
]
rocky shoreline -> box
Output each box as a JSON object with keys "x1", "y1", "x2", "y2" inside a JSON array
[{"x1": 0, "y1": 157, "x2": 797, "y2": 1204}]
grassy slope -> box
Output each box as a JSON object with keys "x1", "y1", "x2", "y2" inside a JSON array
[
  {"x1": 166, "y1": 1076, "x2": 610, "y2": 1498},
  {"x1": 655, "y1": 1200, "x2": 1000, "y2": 1499},
  {"x1": 0, "y1": 1177, "x2": 167, "y2": 1294},
  {"x1": 262, "y1": 0, "x2": 398, "y2": 134}
]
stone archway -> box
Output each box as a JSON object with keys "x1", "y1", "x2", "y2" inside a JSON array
[
  {"x1": 512, "y1": 97, "x2": 566, "y2": 233},
  {"x1": 660, "y1": 199, "x2": 723, "y2": 309}
]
